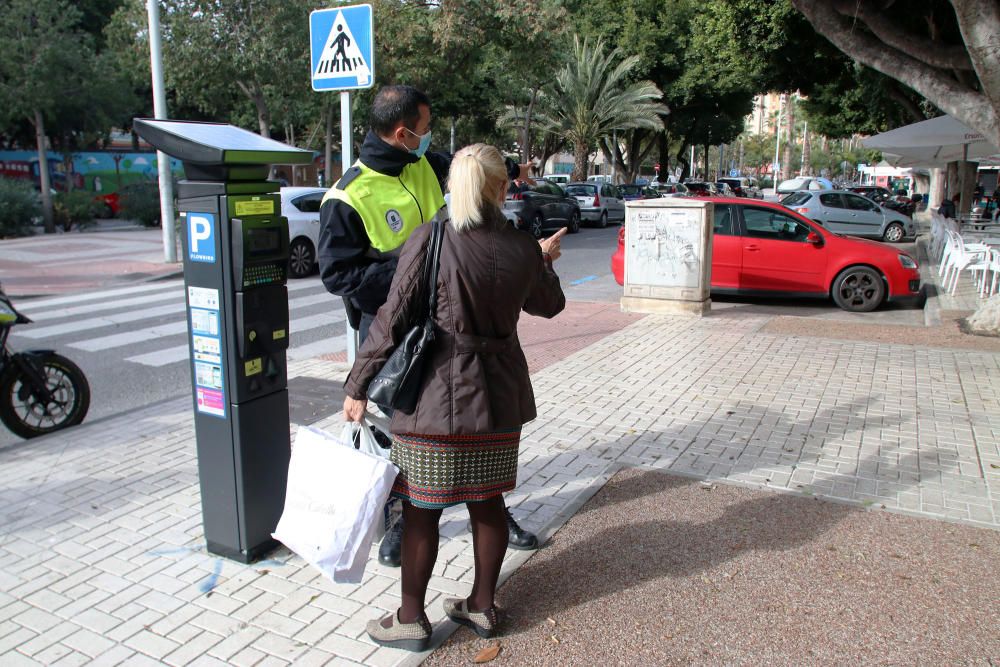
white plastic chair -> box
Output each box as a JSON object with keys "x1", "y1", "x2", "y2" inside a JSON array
[{"x1": 981, "y1": 248, "x2": 1000, "y2": 298}]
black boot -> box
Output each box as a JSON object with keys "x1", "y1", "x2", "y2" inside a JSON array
[
  {"x1": 378, "y1": 516, "x2": 403, "y2": 567},
  {"x1": 505, "y1": 506, "x2": 538, "y2": 550}
]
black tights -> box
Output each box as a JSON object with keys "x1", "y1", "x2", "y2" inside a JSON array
[{"x1": 397, "y1": 495, "x2": 508, "y2": 623}]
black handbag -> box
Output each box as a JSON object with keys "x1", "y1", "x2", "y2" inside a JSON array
[{"x1": 367, "y1": 219, "x2": 444, "y2": 414}]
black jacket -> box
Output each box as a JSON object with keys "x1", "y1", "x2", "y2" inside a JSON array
[{"x1": 318, "y1": 130, "x2": 518, "y2": 315}]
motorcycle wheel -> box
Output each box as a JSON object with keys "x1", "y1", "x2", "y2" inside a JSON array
[{"x1": 0, "y1": 353, "x2": 91, "y2": 439}]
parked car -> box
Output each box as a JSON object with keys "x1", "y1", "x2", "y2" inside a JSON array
[
  {"x1": 846, "y1": 185, "x2": 918, "y2": 217},
  {"x1": 504, "y1": 178, "x2": 581, "y2": 237},
  {"x1": 611, "y1": 197, "x2": 921, "y2": 312},
  {"x1": 652, "y1": 182, "x2": 690, "y2": 197},
  {"x1": 781, "y1": 190, "x2": 915, "y2": 242},
  {"x1": 715, "y1": 182, "x2": 736, "y2": 197},
  {"x1": 718, "y1": 177, "x2": 763, "y2": 199},
  {"x1": 543, "y1": 173, "x2": 570, "y2": 185},
  {"x1": 683, "y1": 181, "x2": 718, "y2": 196},
  {"x1": 617, "y1": 184, "x2": 659, "y2": 201},
  {"x1": 280, "y1": 186, "x2": 326, "y2": 278},
  {"x1": 776, "y1": 177, "x2": 834, "y2": 195},
  {"x1": 564, "y1": 181, "x2": 626, "y2": 228}
]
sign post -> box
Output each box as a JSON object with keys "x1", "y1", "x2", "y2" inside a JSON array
[{"x1": 310, "y1": 4, "x2": 375, "y2": 363}]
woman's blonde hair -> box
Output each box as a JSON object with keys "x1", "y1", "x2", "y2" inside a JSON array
[{"x1": 447, "y1": 143, "x2": 508, "y2": 232}]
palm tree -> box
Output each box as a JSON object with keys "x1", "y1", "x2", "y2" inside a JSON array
[{"x1": 533, "y1": 36, "x2": 668, "y2": 181}]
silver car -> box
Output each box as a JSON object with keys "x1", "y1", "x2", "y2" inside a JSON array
[
  {"x1": 564, "y1": 181, "x2": 626, "y2": 227},
  {"x1": 781, "y1": 190, "x2": 915, "y2": 242}
]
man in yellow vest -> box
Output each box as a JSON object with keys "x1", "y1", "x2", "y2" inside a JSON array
[{"x1": 318, "y1": 85, "x2": 540, "y2": 567}]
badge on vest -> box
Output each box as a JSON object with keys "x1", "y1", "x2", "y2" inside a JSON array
[{"x1": 385, "y1": 209, "x2": 404, "y2": 233}]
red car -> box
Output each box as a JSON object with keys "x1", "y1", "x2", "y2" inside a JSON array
[{"x1": 611, "y1": 198, "x2": 921, "y2": 312}]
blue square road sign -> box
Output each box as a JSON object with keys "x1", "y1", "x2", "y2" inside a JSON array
[{"x1": 310, "y1": 5, "x2": 375, "y2": 92}]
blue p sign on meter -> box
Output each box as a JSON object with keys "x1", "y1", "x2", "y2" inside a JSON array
[{"x1": 310, "y1": 5, "x2": 374, "y2": 92}]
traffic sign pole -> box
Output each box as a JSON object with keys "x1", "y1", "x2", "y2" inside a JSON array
[
  {"x1": 341, "y1": 90, "x2": 359, "y2": 364},
  {"x1": 309, "y1": 4, "x2": 374, "y2": 363}
]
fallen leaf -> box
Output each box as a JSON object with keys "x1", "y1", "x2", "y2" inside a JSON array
[{"x1": 474, "y1": 643, "x2": 501, "y2": 663}]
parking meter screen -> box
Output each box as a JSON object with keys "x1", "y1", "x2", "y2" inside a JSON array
[{"x1": 247, "y1": 228, "x2": 280, "y2": 254}]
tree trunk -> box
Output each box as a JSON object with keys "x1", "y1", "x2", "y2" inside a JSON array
[
  {"x1": 572, "y1": 139, "x2": 589, "y2": 181},
  {"x1": 33, "y1": 110, "x2": 54, "y2": 234},
  {"x1": 929, "y1": 167, "x2": 946, "y2": 209},
  {"x1": 676, "y1": 146, "x2": 690, "y2": 181},
  {"x1": 658, "y1": 132, "x2": 670, "y2": 181},
  {"x1": 791, "y1": 0, "x2": 1000, "y2": 149},
  {"x1": 450, "y1": 117, "x2": 456, "y2": 155},
  {"x1": 801, "y1": 130, "x2": 811, "y2": 176},
  {"x1": 238, "y1": 80, "x2": 271, "y2": 138},
  {"x1": 783, "y1": 101, "x2": 795, "y2": 181},
  {"x1": 521, "y1": 88, "x2": 538, "y2": 164}
]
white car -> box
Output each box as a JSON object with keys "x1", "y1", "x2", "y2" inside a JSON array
[
  {"x1": 280, "y1": 187, "x2": 326, "y2": 278},
  {"x1": 542, "y1": 173, "x2": 570, "y2": 185}
]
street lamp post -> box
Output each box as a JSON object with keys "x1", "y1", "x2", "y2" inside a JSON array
[{"x1": 146, "y1": 0, "x2": 176, "y2": 263}]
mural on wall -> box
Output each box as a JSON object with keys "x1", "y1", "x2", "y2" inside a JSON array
[{"x1": 0, "y1": 150, "x2": 184, "y2": 194}]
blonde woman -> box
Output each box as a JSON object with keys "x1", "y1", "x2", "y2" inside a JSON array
[{"x1": 343, "y1": 143, "x2": 566, "y2": 650}]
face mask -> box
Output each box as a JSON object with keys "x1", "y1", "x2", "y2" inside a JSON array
[{"x1": 405, "y1": 128, "x2": 432, "y2": 158}]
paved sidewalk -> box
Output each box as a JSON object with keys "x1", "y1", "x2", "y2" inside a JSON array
[
  {"x1": 0, "y1": 228, "x2": 180, "y2": 297},
  {"x1": 0, "y1": 291, "x2": 998, "y2": 665}
]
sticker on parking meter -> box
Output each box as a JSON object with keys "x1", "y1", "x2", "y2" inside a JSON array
[
  {"x1": 235, "y1": 200, "x2": 274, "y2": 216},
  {"x1": 196, "y1": 388, "x2": 225, "y2": 417},
  {"x1": 192, "y1": 335, "x2": 221, "y2": 363},
  {"x1": 194, "y1": 362, "x2": 224, "y2": 389},
  {"x1": 190, "y1": 308, "x2": 219, "y2": 336},
  {"x1": 188, "y1": 286, "x2": 220, "y2": 311},
  {"x1": 245, "y1": 358, "x2": 262, "y2": 376},
  {"x1": 187, "y1": 213, "x2": 216, "y2": 263}
]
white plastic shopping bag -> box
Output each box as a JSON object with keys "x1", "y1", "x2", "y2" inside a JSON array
[
  {"x1": 342, "y1": 419, "x2": 402, "y2": 543},
  {"x1": 272, "y1": 424, "x2": 398, "y2": 584}
]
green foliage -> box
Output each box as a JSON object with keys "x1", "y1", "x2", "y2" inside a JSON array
[
  {"x1": 53, "y1": 191, "x2": 101, "y2": 232},
  {"x1": 118, "y1": 183, "x2": 162, "y2": 227},
  {"x1": 0, "y1": 179, "x2": 40, "y2": 238},
  {"x1": 534, "y1": 36, "x2": 668, "y2": 180}
]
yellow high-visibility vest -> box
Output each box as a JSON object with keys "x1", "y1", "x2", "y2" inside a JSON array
[{"x1": 322, "y1": 157, "x2": 446, "y2": 254}]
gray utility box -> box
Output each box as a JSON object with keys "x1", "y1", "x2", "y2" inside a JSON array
[{"x1": 620, "y1": 197, "x2": 714, "y2": 316}]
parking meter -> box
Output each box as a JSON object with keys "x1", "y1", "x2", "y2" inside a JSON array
[{"x1": 134, "y1": 119, "x2": 313, "y2": 563}]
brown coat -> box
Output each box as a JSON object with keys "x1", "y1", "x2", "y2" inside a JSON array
[{"x1": 344, "y1": 208, "x2": 565, "y2": 435}]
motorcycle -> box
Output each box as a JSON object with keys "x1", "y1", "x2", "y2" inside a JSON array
[{"x1": 0, "y1": 285, "x2": 90, "y2": 439}]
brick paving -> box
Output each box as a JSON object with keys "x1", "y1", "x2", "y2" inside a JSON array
[{"x1": 0, "y1": 248, "x2": 998, "y2": 664}]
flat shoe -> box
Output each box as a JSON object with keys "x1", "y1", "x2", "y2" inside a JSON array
[
  {"x1": 443, "y1": 598, "x2": 499, "y2": 638},
  {"x1": 366, "y1": 610, "x2": 431, "y2": 652}
]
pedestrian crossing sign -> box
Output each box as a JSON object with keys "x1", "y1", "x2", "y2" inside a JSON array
[{"x1": 310, "y1": 5, "x2": 374, "y2": 92}]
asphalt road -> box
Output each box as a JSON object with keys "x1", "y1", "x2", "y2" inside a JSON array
[{"x1": 0, "y1": 224, "x2": 923, "y2": 448}]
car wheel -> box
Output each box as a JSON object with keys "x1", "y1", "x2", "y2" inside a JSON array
[
  {"x1": 288, "y1": 237, "x2": 316, "y2": 279},
  {"x1": 530, "y1": 213, "x2": 544, "y2": 239},
  {"x1": 568, "y1": 210, "x2": 581, "y2": 234},
  {"x1": 100, "y1": 204, "x2": 114, "y2": 219},
  {"x1": 831, "y1": 266, "x2": 885, "y2": 312},
  {"x1": 882, "y1": 222, "x2": 905, "y2": 243},
  {"x1": 598, "y1": 211, "x2": 608, "y2": 229}
]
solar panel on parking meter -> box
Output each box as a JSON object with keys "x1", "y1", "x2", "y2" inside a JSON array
[{"x1": 134, "y1": 118, "x2": 312, "y2": 563}]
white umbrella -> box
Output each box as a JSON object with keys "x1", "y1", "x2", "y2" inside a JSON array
[{"x1": 862, "y1": 114, "x2": 999, "y2": 167}]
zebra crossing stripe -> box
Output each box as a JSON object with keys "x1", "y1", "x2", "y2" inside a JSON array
[
  {"x1": 23, "y1": 277, "x2": 321, "y2": 321},
  {"x1": 19, "y1": 280, "x2": 183, "y2": 317},
  {"x1": 71, "y1": 320, "x2": 189, "y2": 352},
  {"x1": 124, "y1": 311, "x2": 347, "y2": 367},
  {"x1": 67, "y1": 292, "x2": 337, "y2": 353},
  {"x1": 17, "y1": 302, "x2": 185, "y2": 339}
]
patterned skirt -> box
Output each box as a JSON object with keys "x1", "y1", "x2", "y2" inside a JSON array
[{"x1": 389, "y1": 430, "x2": 521, "y2": 509}]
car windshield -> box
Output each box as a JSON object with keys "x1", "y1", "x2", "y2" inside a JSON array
[
  {"x1": 619, "y1": 185, "x2": 642, "y2": 195},
  {"x1": 719, "y1": 179, "x2": 739, "y2": 188},
  {"x1": 781, "y1": 192, "x2": 811, "y2": 206},
  {"x1": 565, "y1": 184, "x2": 596, "y2": 196}
]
